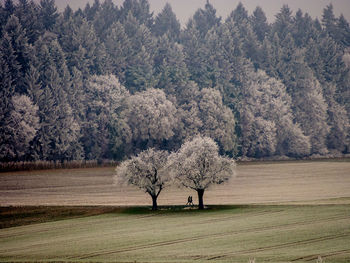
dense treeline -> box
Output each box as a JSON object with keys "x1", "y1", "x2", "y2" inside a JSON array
[{"x1": 1, "y1": 0, "x2": 350, "y2": 163}]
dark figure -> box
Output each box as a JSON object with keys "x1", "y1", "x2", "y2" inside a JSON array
[{"x1": 186, "y1": 195, "x2": 194, "y2": 206}]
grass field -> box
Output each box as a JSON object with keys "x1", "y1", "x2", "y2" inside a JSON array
[
  {"x1": 0, "y1": 205, "x2": 349, "y2": 262},
  {"x1": 0, "y1": 161, "x2": 350, "y2": 262}
]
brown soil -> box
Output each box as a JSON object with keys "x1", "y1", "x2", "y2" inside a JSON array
[{"x1": 0, "y1": 161, "x2": 350, "y2": 207}]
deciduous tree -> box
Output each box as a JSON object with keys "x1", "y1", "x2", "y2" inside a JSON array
[
  {"x1": 121, "y1": 88, "x2": 178, "y2": 153},
  {"x1": 9, "y1": 94, "x2": 40, "y2": 160},
  {"x1": 82, "y1": 74, "x2": 129, "y2": 160},
  {"x1": 169, "y1": 136, "x2": 235, "y2": 209},
  {"x1": 115, "y1": 148, "x2": 170, "y2": 210}
]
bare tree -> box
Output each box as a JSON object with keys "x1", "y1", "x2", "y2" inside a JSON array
[
  {"x1": 115, "y1": 148, "x2": 170, "y2": 210},
  {"x1": 169, "y1": 136, "x2": 236, "y2": 209}
]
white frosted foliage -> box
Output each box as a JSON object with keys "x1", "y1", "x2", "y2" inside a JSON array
[
  {"x1": 123, "y1": 88, "x2": 178, "y2": 142},
  {"x1": 115, "y1": 148, "x2": 171, "y2": 210}
]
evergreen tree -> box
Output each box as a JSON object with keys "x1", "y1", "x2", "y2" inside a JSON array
[
  {"x1": 228, "y1": 2, "x2": 248, "y2": 25},
  {"x1": 2, "y1": 15, "x2": 33, "y2": 93},
  {"x1": 39, "y1": 0, "x2": 58, "y2": 31},
  {"x1": 181, "y1": 19, "x2": 211, "y2": 89},
  {"x1": 335, "y1": 14, "x2": 350, "y2": 47},
  {"x1": 104, "y1": 21, "x2": 130, "y2": 83},
  {"x1": 0, "y1": 32, "x2": 16, "y2": 161},
  {"x1": 213, "y1": 17, "x2": 254, "y2": 109},
  {"x1": 32, "y1": 38, "x2": 83, "y2": 161},
  {"x1": 305, "y1": 38, "x2": 325, "y2": 83},
  {"x1": 119, "y1": 0, "x2": 153, "y2": 28},
  {"x1": 122, "y1": 13, "x2": 156, "y2": 92},
  {"x1": 0, "y1": 4, "x2": 5, "y2": 36},
  {"x1": 251, "y1": 6, "x2": 270, "y2": 42},
  {"x1": 317, "y1": 36, "x2": 345, "y2": 84},
  {"x1": 192, "y1": 0, "x2": 221, "y2": 38},
  {"x1": 15, "y1": 0, "x2": 43, "y2": 44},
  {"x1": 322, "y1": 4, "x2": 337, "y2": 39},
  {"x1": 153, "y1": 35, "x2": 189, "y2": 95},
  {"x1": 84, "y1": 0, "x2": 100, "y2": 21},
  {"x1": 226, "y1": 3, "x2": 261, "y2": 67},
  {"x1": 152, "y1": 3, "x2": 180, "y2": 41},
  {"x1": 62, "y1": 5, "x2": 73, "y2": 20},
  {"x1": 55, "y1": 14, "x2": 109, "y2": 76},
  {"x1": 93, "y1": 0, "x2": 119, "y2": 41},
  {"x1": 24, "y1": 65, "x2": 42, "y2": 113},
  {"x1": 125, "y1": 44, "x2": 155, "y2": 93},
  {"x1": 3, "y1": 0, "x2": 15, "y2": 21},
  {"x1": 259, "y1": 35, "x2": 281, "y2": 79},
  {"x1": 324, "y1": 83, "x2": 350, "y2": 153},
  {"x1": 272, "y1": 5, "x2": 293, "y2": 41},
  {"x1": 262, "y1": 33, "x2": 329, "y2": 155},
  {"x1": 292, "y1": 10, "x2": 320, "y2": 48}
]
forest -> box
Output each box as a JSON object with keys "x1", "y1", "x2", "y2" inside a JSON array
[{"x1": 0, "y1": 0, "x2": 349, "y2": 163}]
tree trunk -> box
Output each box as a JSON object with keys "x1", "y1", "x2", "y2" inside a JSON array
[
  {"x1": 151, "y1": 194, "x2": 158, "y2": 211},
  {"x1": 197, "y1": 189, "x2": 205, "y2": 210}
]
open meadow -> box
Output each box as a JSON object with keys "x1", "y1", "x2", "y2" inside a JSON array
[{"x1": 0, "y1": 160, "x2": 350, "y2": 262}]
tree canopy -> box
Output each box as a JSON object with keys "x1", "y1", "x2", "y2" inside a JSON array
[
  {"x1": 0, "y1": 0, "x2": 349, "y2": 163},
  {"x1": 115, "y1": 148, "x2": 170, "y2": 210},
  {"x1": 169, "y1": 136, "x2": 236, "y2": 209}
]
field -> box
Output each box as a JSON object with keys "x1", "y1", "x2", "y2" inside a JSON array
[{"x1": 0, "y1": 161, "x2": 350, "y2": 262}]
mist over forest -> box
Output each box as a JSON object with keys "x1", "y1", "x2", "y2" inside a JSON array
[{"x1": 1, "y1": 0, "x2": 350, "y2": 163}]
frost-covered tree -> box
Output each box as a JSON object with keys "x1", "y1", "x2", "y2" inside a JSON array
[
  {"x1": 119, "y1": 0, "x2": 153, "y2": 28},
  {"x1": 181, "y1": 19, "x2": 209, "y2": 88},
  {"x1": 192, "y1": 0, "x2": 221, "y2": 38},
  {"x1": 115, "y1": 148, "x2": 170, "y2": 210},
  {"x1": 322, "y1": 4, "x2": 337, "y2": 39},
  {"x1": 323, "y1": 83, "x2": 350, "y2": 153},
  {"x1": 195, "y1": 88, "x2": 236, "y2": 154},
  {"x1": 82, "y1": 74, "x2": 129, "y2": 160},
  {"x1": 209, "y1": 17, "x2": 253, "y2": 109},
  {"x1": 262, "y1": 33, "x2": 330, "y2": 155},
  {"x1": 121, "y1": 88, "x2": 178, "y2": 153},
  {"x1": 39, "y1": 0, "x2": 58, "y2": 31},
  {"x1": 55, "y1": 13, "x2": 108, "y2": 75},
  {"x1": 240, "y1": 70, "x2": 310, "y2": 158},
  {"x1": 152, "y1": 3, "x2": 180, "y2": 41},
  {"x1": 0, "y1": 94, "x2": 39, "y2": 161},
  {"x1": 335, "y1": 14, "x2": 350, "y2": 47},
  {"x1": 2, "y1": 15, "x2": 33, "y2": 93},
  {"x1": 15, "y1": 0, "x2": 43, "y2": 44},
  {"x1": 9, "y1": 95, "x2": 40, "y2": 160},
  {"x1": 153, "y1": 35, "x2": 189, "y2": 94},
  {"x1": 251, "y1": 6, "x2": 269, "y2": 42},
  {"x1": 123, "y1": 13, "x2": 156, "y2": 92},
  {"x1": 272, "y1": 5, "x2": 293, "y2": 41},
  {"x1": 92, "y1": 0, "x2": 119, "y2": 41},
  {"x1": 169, "y1": 136, "x2": 235, "y2": 209},
  {"x1": 174, "y1": 84, "x2": 236, "y2": 155},
  {"x1": 292, "y1": 10, "x2": 320, "y2": 48},
  {"x1": 32, "y1": 38, "x2": 82, "y2": 161},
  {"x1": 105, "y1": 21, "x2": 130, "y2": 83}
]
